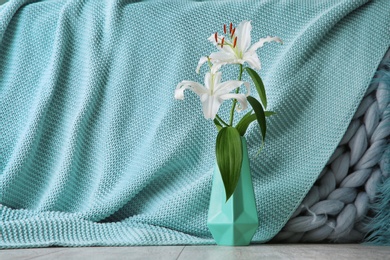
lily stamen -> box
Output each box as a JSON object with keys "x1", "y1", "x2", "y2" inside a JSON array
[
  {"x1": 214, "y1": 32, "x2": 218, "y2": 43},
  {"x1": 233, "y1": 37, "x2": 237, "y2": 48},
  {"x1": 221, "y1": 37, "x2": 225, "y2": 48},
  {"x1": 223, "y1": 24, "x2": 227, "y2": 34},
  {"x1": 229, "y1": 23, "x2": 233, "y2": 34},
  {"x1": 231, "y1": 28, "x2": 236, "y2": 38}
]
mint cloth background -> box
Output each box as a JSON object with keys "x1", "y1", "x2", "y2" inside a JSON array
[{"x1": 0, "y1": 0, "x2": 389, "y2": 248}]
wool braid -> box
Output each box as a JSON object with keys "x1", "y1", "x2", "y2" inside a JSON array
[{"x1": 272, "y1": 49, "x2": 390, "y2": 243}]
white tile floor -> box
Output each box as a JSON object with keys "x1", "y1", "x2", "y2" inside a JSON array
[{"x1": 1, "y1": 244, "x2": 390, "y2": 260}]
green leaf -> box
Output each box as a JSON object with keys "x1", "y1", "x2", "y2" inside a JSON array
[
  {"x1": 247, "y1": 96, "x2": 266, "y2": 142},
  {"x1": 265, "y1": 111, "x2": 276, "y2": 117},
  {"x1": 215, "y1": 127, "x2": 243, "y2": 202},
  {"x1": 213, "y1": 118, "x2": 223, "y2": 132},
  {"x1": 245, "y1": 67, "x2": 267, "y2": 110},
  {"x1": 235, "y1": 110, "x2": 256, "y2": 136}
]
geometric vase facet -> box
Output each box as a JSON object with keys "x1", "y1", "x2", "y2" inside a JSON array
[{"x1": 207, "y1": 137, "x2": 259, "y2": 246}]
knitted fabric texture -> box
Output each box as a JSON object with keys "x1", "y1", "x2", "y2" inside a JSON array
[{"x1": 0, "y1": 0, "x2": 389, "y2": 248}]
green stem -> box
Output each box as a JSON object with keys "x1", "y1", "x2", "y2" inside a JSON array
[
  {"x1": 216, "y1": 114, "x2": 229, "y2": 127},
  {"x1": 238, "y1": 64, "x2": 243, "y2": 81},
  {"x1": 229, "y1": 64, "x2": 244, "y2": 126}
]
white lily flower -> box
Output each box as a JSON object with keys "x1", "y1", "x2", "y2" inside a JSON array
[
  {"x1": 175, "y1": 72, "x2": 250, "y2": 120},
  {"x1": 197, "y1": 21, "x2": 282, "y2": 74}
]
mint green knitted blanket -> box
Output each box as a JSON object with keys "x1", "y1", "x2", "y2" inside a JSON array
[{"x1": 0, "y1": 0, "x2": 389, "y2": 248}]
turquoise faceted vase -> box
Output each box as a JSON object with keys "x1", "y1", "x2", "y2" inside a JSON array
[{"x1": 207, "y1": 137, "x2": 259, "y2": 246}]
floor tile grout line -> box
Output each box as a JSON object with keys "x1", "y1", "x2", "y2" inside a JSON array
[{"x1": 175, "y1": 245, "x2": 186, "y2": 260}]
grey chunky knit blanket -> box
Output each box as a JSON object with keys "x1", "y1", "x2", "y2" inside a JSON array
[{"x1": 274, "y1": 50, "x2": 390, "y2": 243}]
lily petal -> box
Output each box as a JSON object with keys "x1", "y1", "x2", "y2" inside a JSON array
[
  {"x1": 209, "y1": 49, "x2": 236, "y2": 63},
  {"x1": 219, "y1": 93, "x2": 248, "y2": 112},
  {"x1": 210, "y1": 62, "x2": 227, "y2": 74},
  {"x1": 200, "y1": 93, "x2": 222, "y2": 120},
  {"x1": 196, "y1": 56, "x2": 209, "y2": 74},
  {"x1": 217, "y1": 81, "x2": 250, "y2": 112},
  {"x1": 211, "y1": 72, "x2": 222, "y2": 91},
  {"x1": 214, "y1": 80, "x2": 246, "y2": 96},
  {"x1": 204, "y1": 72, "x2": 211, "y2": 91},
  {"x1": 242, "y1": 82, "x2": 251, "y2": 97},
  {"x1": 175, "y1": 80, "x2": 208, "y2": 100},
  {"x1": 243, "y1": 52, "x2": 261, "y2": 70},
  {"x1": 247, "y1": 36, "x2": 283, "y2": 54},
  {"x1": 235, "y1": 21, "x2": 252, "y2": 53}
]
